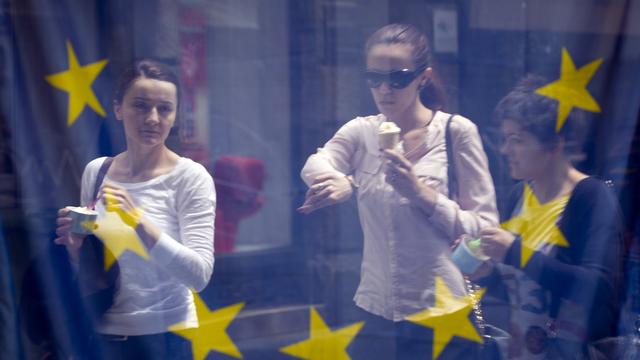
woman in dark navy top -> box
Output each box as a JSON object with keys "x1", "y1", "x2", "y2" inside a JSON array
[{"x1": 473, "y1": 75, "x2": 623, "y2": 359}]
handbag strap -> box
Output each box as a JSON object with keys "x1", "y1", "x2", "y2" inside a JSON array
[
  {"x1": 445, "y1": 115, "x2": 487, "y2": 334},
  {"x1": 78, "y1": 156, "x2": 119, "y2": 319},
  {"x1": 445, "y1": 114, "x2": 457, "y2": 199},
  {"x1": 91, "y1": 157, "x2": 114, "y2": 203}
]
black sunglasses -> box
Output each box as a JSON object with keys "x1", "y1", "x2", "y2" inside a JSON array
[{"x1": 364, "y1": 66, "x2": 426, "y2": 89}]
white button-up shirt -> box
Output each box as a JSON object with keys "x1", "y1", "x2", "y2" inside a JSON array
[{"x1": 301, "y1": 111, "x2": 498, "y2": 321}]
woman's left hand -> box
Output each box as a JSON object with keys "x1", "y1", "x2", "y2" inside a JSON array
[
  {"x1": 297, "y1": 173, "x2": 353, "y2": 214},
  {"x1": 479, "y1": 227, "x2": 516, "y2": 262},
  {"x1": 100, "y1": 182, "x2": 144, "y2": 228}
]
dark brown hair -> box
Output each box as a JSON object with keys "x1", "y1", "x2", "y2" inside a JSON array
[
  {"x1": 365, "y1": 23, "x2": 447, "y2": 111},
  {"x1": 494, "y1": 74, "x2": 588, "y2": 159},
  {"x1": 114, "y1": 59, "x2": 181, "y2": 108}
]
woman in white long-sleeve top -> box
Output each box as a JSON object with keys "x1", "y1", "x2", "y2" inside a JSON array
[
  {"x1": 55, "y1": 59, "x2": 215, "y2": 359},
  {"x1": 299, "y1": 24, "x2": 498, "y2": 359}
]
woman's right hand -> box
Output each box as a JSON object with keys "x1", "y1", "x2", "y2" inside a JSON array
[
  {"x1": 54, "y1": 208, "x2": 86, "y2": 262},
  {"x1": 297, "y1": 173, "x2": 353, "y2": 214},
  {"x1": 479, "y1": 227, "x2": 516, "y2": 262}
]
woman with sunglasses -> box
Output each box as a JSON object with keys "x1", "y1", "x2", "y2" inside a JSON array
[{"x1": 299, "y1": 24, "x2": 498, "y2": 358}]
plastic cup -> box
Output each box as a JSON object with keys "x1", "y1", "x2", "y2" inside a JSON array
[
  {"x1": 65, "y1": 206, "x2": 98, "y2": 235},
  {"x1": 451, "y1": 235, "x2": 489, "y2": 274}
]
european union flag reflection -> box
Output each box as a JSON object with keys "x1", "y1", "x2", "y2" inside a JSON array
[
  {"x1": 1, "y1": 1, "x2": 640, "y2": 360},
  {"x1": 5, "y1": 0, "x2": 117, "y2": 358}
]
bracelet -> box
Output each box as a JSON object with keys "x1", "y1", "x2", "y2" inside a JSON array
[{"x1": 345, "y1": 175, "x2": 359, "y2": 189}]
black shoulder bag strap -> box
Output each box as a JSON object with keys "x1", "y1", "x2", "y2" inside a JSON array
[
  {"x1": 78, "y1": 157, "x2": 119, "y2": 319},
  {"x1": 92, "y1": 157, "x2": 114, "y2": 202},
  {"x1": 445, "y1": 114, "x2": 457, "y2": 200},
  {"x1": 445, "y1": 114, "x2": 489, "y2": 346}
]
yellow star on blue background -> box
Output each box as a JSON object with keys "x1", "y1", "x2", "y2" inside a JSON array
[
  {"x1": 501, "y1": 184, "x2": 570, "y2": 268},
  {"x1": 45, "y1": 40, "x2": 108, "y2": 127},
  {"x1": 535, "y1": 47, "x2": 602, "y2": 132},
  {"x1": 169, "y1": 293, "x2": 244, "y2": 360},
  {"x1": 279, "y1": 307, "x2": 364, "y2": 360},
  {"x1": 406, "y1": 277, "x2": 485, "y2": 360}
]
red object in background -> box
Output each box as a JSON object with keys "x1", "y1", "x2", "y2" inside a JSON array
[
  {"x1": 212, "y1": 156, "x2": 266, "y2": 253},
  {"x1": 179, "y1": 5, "x2": 206, "y2": 141},
  {"x1": 180, "y1": 141, "x2": 209, "y2": 165}
]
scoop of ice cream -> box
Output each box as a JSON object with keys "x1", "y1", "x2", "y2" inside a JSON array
[{"x1": 378, "y1": 121, "x2": 401, "y2": 134}]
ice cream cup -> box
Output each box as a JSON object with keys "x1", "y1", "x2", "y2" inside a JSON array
[
  {"x1": 451, "y1": 235, "x2": 490, "y2": 274},
  {"x1": 65, "y1": 206, "x2": 98, "y2": 235}
]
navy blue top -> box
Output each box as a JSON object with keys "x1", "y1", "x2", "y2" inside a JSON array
[{"x1": 480, "y1": 177, "x2": 624, "y2": 342}]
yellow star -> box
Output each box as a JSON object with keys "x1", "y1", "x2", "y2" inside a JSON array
[
  {"x1": 406, "y1": 277, "x2": 486, "y2": 360},
  {"x1": 535, "y1": 47, "x2": 602, "y2": 132},
  {"x1": 92, "y1": 209, "x2": 149, "y2": 270},
  {"x1": 279, "y1": 307, "x2": 364, "y2": 360},
  {"x1": 501, "y1": 184, "x2": 569, "y2": 267},
  {"x1": 104, "y1": 188, "x2": 144, "y2": 228},
  {"x1": 45, "y1": 40, "x2": 108, "y2": 127},
  {"x1": 169, "y1": 292, "x2": 244, "y2": 360}
]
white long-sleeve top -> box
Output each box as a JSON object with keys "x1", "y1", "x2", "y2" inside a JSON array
[
  {"x1": 81, "y1": 156, "x2": 216, "y2": 335},
  {"x1": 301, "y1": 112, "x2": 498, "y2": 321}
]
